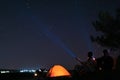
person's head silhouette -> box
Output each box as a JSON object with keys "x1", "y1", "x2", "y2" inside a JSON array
[{"x1": 88, "y1": 51, "x2": 93, "y2": 58}]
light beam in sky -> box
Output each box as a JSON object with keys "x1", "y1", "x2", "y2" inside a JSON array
[
  {"x1": 24, "y1": 1, "x2": 77, "y2": 59},
  {"x1": 32, "y1": 17, "x2": 77, "y2": 58},
  {"x1": 42, "y1": 27, "x2": 77, "y2": 58},
  {"x1": 27, "y1": 14, "x2": 77, "y2": 58},
  {"x1": 22, "y1": 0, "x2": 77, "y2": 58}
]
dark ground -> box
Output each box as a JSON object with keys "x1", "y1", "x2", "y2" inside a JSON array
[{"x1": 0, "y1": 70, "x2": 120, "y2": 80}]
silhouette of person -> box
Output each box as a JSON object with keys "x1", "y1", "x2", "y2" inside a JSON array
[
  {"x1": 76, "y1": 51, "x2": 97, "y2": 73},
  {"x1": 95, "y1": 49, "x2": 114, "y2": 80},
  {"x1": 75, "y1": 51, "x2": 97, "y2": 80},
  {"x1": 100, "y1": 49, "x2": 114, "y2": 72}
]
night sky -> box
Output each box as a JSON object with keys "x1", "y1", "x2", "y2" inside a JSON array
[{"x1": 0, "y1": 0, "x2": 120, "y2": 70}]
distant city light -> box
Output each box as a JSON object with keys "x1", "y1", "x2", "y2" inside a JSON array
[
  {"x1": 20, "y1": 69, "x2": 36, "y2": 73},
  {"x1": 0, "y1": 71, "x2": 10, "y2": 74}
]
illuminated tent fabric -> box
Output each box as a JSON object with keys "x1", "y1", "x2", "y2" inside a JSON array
[{"x1": 47, "y1": 65, "x2": 71, "y2": 77}]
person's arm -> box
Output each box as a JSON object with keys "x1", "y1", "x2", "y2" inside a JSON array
[{"x1": 75, "y1": 57, "x2": 84, "y2": 65}]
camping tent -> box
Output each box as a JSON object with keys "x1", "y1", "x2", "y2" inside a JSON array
[{"x1": 47, "y1": 65, "x2": 71, "y2": 77}]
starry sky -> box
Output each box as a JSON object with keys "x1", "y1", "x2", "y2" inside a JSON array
[{"x1": 0, "y1": 0, "x2": 120, "y2": 70}]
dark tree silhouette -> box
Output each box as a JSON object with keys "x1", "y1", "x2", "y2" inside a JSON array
[{"x1": 91, "y1": 8, "x2": 120, "y2": 50}]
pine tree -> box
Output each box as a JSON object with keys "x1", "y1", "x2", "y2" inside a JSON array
[{"x1": 91, "y1": 8, "x2": 120, "y2": 50}]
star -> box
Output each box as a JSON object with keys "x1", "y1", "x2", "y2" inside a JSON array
[{"x1": 25, "y1": 0, "x2": 31, "y2": 8}]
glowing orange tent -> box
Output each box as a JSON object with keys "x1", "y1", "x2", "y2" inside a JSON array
[{"x1": 47, "y1": 65, "x2": 71, "y2": 77}]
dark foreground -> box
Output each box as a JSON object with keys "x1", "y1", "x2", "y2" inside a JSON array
[
  {"x1": 0, "y1": 73, "x2": 36, "y2": 80},
  {"x1": 0, "y1": 70, "x2": 120, "y2": 80}
]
